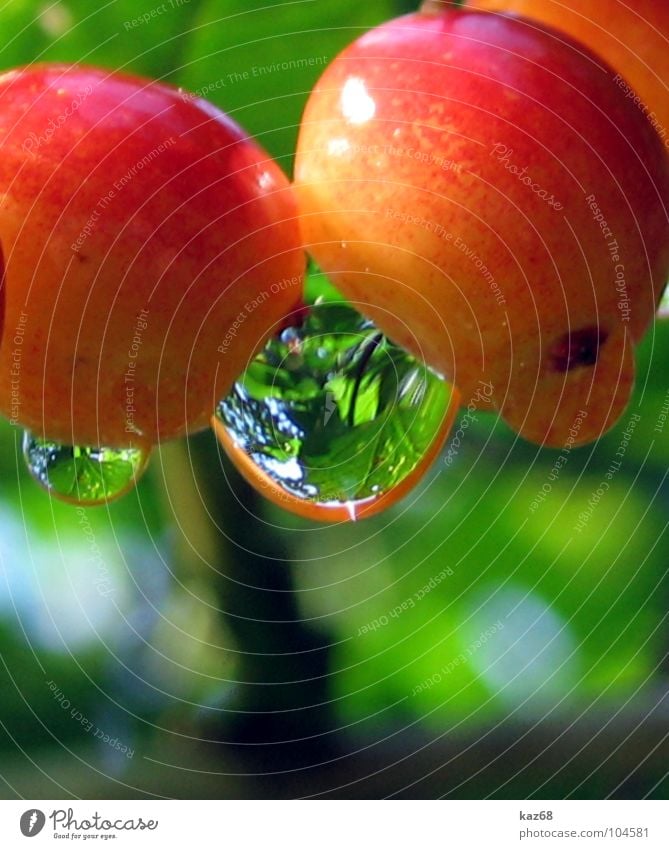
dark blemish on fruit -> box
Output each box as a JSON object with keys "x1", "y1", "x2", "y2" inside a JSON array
[{"x1": 549, "y1": 326, "x2": 609, "y2": 373}]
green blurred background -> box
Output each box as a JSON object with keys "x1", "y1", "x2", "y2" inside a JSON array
[{"x1": 0, "y1": 0, "x2": 668, "y2": 799}]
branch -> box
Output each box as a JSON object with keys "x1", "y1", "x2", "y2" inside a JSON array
[{"x1": 158, "y1": 430, "x2": 337, "y2": 765}]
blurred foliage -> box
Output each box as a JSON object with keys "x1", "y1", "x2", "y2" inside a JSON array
[
  {"x1": 0, "y1": 0, "x2": 667, "y2": 799},
  {"x1": 286, "y1": 320, "x2": 669, "y2": 735}
]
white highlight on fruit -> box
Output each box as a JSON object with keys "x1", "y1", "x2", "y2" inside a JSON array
[
  {"x1": 327, "y1": 137, "x2": 351, "y2": 156},
  {"x1": 341, "y1": 77, "x2": 376, "y2": 125}
]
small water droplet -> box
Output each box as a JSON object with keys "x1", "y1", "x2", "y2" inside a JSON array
[
  {"x1": 280, "y1": 327, "x2": 300, "y2": 346},
  {"x1": 213, "y1": 294, "x2": 459, "y2": 522},
  {"x1": 23, "y1": 433, "x2": 150, "y2": 505},
  {"x1": 658, "y1": 284, "x2": 669, "y2": 319}
]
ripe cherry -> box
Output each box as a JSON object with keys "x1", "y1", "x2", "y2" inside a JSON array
[
  {"x1": 212, "y1": 290, "x2": 461, "y2": 523},
  {"x1": 0, "y1": 64, "x2": 304, "y2": 451},
  {"x1": 294, "y1": 7, "x2": 669, "y2": 447}
]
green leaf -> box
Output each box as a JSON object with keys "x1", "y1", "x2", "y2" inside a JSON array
[{"x1": 0, "y1": 0, "x2": 206, "y2": 79}]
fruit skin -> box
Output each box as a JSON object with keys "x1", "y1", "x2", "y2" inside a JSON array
[
  {"x1": 0, "y1": 64, "x2": 304, "y2": 448},
  {"x1": 212, "y1": 383, "x2": 460, "y2": 522},
  {"x1": 466, "y1": 0, "x2": 669, "y2": 157},
  {"x1": 294, "y1": 9, "x2": 669, "y2": 447}
]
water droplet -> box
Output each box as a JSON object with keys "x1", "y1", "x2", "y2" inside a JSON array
[
  {"x1": 658, "y1": 284, "x2": 669, "y2": 319},
  {"x1": 213, "y1": 296, "x2": 460, "y2": 522},
  {"x1": 23, "y1": 433, "x2": 150, "y2": 505}
]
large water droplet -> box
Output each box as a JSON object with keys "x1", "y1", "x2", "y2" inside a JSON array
[
  {"x1": 213, "y1": 294, "x2": 459, "y2": 522},
  {"x1": 23, "y1": 433, "x2": 150, "y2": 505}
]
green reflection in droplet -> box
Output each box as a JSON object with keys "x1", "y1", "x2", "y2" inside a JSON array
[
  {"x1": 658, "y1": 283, "x2": 669, "y2": 319},
  {"x1": 215, "y1": 287, "x2": 455, "y2": 519},
  {"x1": 23, "y1": 433, "x2": 150, "y2": 505}
]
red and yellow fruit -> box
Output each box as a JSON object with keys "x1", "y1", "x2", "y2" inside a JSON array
[{"x1": 467, "y1": 0, "x2": 669, "y2": 156}]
